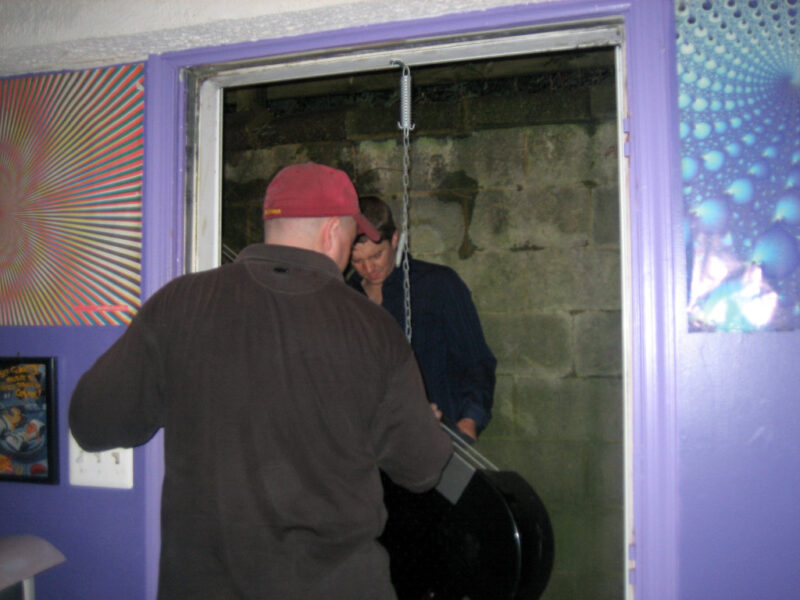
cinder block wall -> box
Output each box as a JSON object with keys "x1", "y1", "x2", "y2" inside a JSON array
[{"x1": 222, "y1": 50, "x2": 622, "y2": 599}]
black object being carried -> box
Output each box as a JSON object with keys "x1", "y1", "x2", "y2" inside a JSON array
[{"x1": 380, "y1": 424, "x2": 554, "y2": 600}]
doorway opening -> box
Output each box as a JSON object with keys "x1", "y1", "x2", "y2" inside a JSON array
[{"x1": 187, "y1": 23, "x2": 630, "y2": 600}]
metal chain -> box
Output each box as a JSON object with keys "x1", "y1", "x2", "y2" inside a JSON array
[
  {"x1": 392, "y1": 59, "x2": 414, "y2": 343},
  {"x1": 400, "y1": 126, "x2": 412, "y2": 342}
]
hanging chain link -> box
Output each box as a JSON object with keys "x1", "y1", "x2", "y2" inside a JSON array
[
  {"x1": 392, "y1": 60, "x2": 414, "y2": 343},
  {"x1": 400, "y1": 126, "x2": 412, "y2": 342}
]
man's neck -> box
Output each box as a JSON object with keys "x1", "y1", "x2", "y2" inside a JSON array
[{"x1": 362, "y1": 281, "x2": 383, "y2": 304}]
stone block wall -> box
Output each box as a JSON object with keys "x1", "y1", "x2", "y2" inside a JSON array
[
  {"x1": 222, "y1": 51, "x2": 622, "y2": 599},
  {"x1": 405, "y1": 123, "x2": 622, "y2": 600}
]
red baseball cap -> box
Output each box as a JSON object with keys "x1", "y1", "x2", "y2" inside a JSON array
[{"x1": 263, "y1": 163, "x2": 380, "y2": 242}]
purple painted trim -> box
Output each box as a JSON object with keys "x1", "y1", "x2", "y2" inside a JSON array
[
  {"x1": 142, "y1": 1, "x2": 680, "y2": 598},
  {"x1": 143, "y1": 55, "x2": 186, "y2": 295},
  {"x1": 624, "y1": 2, "x2": 681, "y2": 599},
  {"x1": 141, "y1": 55, "x2": 186, "y2": 599}
]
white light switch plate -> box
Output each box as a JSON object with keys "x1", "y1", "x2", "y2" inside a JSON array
[{"x1": 68, "y1": 432, "x2": 133, "y2": 489}]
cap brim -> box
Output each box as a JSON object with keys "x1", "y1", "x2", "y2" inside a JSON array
[{"x1": 354, "y1": 214, "x2": 381, "y2": 242}]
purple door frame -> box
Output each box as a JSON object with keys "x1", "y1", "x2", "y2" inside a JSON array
[{"x1": 143, "y1": 1, "x2": 680, "y2": 598}]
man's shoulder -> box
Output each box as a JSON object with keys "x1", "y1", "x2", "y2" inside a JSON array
[
  {"x1": 410, "y1": 258, "x2": 464, "y2": 286},
  {"x1": 411, "y1": 257, "x2": 456, "y2": 273},
  {"x1": 142, "y1": 263, "x2": 236, "y2": 308},
  {"x1": 167, "y1": 263, "x2": 231, "y2": 286}
]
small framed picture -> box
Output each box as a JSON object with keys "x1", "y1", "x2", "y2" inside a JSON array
[{"x1": 0, "y1": 357, "x2": 58, "y2": 484}]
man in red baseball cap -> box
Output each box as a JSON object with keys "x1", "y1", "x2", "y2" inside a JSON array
[
  {"x1": 71, "y1": 162, "x2": 452, "y2": 599},
  {"x1": 264, "y1": 162, "x2": 380, "y2": 244},
  {"x1": 260, "y1": 162, "x2": 380, "y2": 273}
]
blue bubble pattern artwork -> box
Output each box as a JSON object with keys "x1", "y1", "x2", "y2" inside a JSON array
[{"x1": 677, "y1": 0, "x2": 800, "y2": 331}]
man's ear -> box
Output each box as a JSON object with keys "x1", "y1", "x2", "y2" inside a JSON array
[
  {"x1": 320, "y1": 216, "x2": 340, "y2": 253},
  {"x1": 390, "y1": 230, "x2": 399, "y2": 250}
]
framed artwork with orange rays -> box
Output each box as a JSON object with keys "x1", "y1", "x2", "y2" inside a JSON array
[{"x1": 0, "y1": 63, "x2": 144, "y2": 326}]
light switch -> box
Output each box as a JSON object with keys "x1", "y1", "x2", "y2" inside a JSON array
[{"x1": 68, "y1": 432, "x2": 133, "y2": 489}]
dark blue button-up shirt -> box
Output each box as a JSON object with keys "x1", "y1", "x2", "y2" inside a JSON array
[{"x1": 348, "y1": 256, "x2": 496, "y2": 433}]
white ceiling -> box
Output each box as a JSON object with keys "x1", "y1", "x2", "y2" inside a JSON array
[{"x1": 0, "y1": 0, "x2": 547, "y2": 77}]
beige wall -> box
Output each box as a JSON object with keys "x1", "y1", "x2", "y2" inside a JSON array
[{"x1": 0, "y1": 0, "x2": 554, "y2": 76}]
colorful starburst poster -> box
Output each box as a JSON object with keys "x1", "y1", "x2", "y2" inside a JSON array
[
  {"x1": 677, "y1": 1, "x2": 800, "y2": 332},
  {"x1": 0, "y1": 64, "x2": 144, "y2": 326}
]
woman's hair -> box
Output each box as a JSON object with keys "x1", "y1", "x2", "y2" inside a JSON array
[{"x1": 356, "y1": 196, "x2": 396, "y2": 243}]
